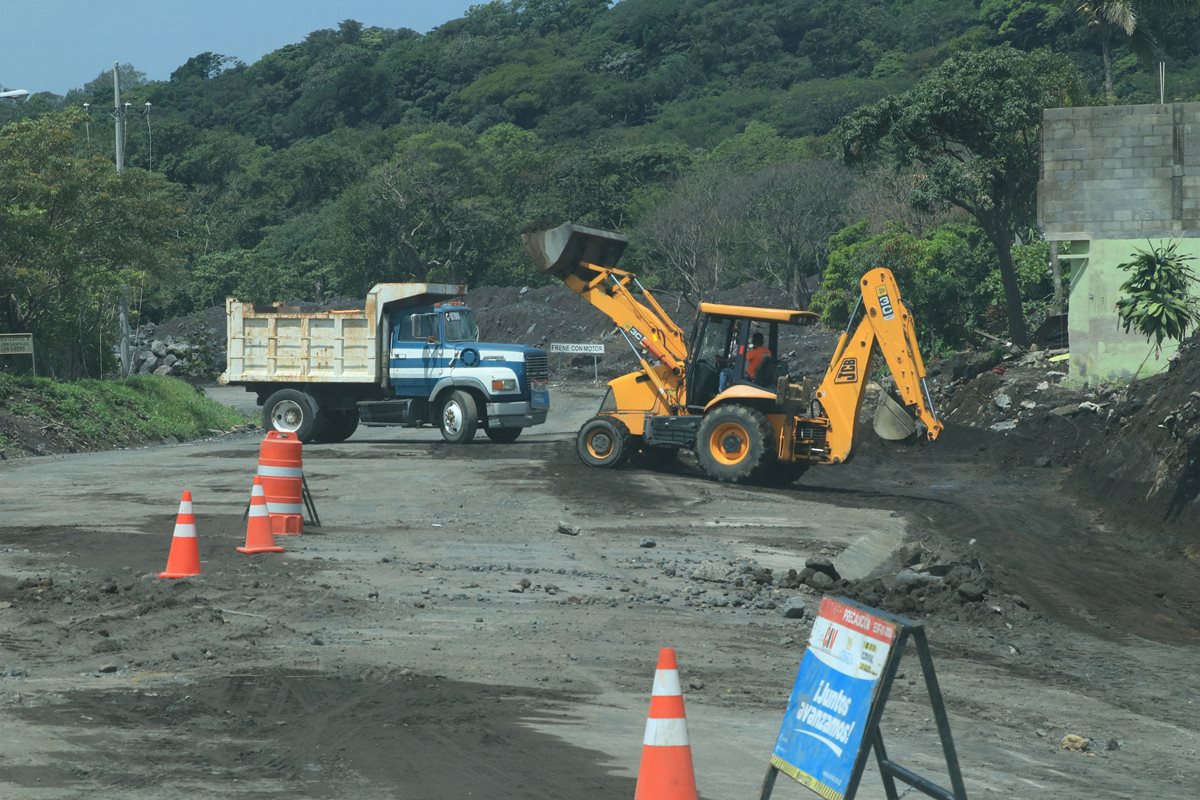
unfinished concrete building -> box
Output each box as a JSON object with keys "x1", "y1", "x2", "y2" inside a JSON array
[{"x1": 1038, "y1": 102, "x2": 1200, "y2": 385}]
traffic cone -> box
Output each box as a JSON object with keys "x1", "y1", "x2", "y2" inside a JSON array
[
  {"x1": 635, "y1": 647, "x2": 698, "y2": 800},
  {"x1": 159, "y1": 490, "x2": 201, "y2": 579},
  {"x1": 237, "y1": 477, "x2": 284, "y2": 555}
]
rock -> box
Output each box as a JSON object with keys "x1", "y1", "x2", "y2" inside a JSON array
[
  {"x1": 153, "y1": 365, "x2": 173, "y2": 376},
  {"x1": 639, "y1": 538, "x2": 656, "y2": 548},
  {"x1": 806, "y1": 571, "x2": 834, "y2": 591},
  {"x1": 1078, "y1": 401, "x2": 1103, "y2": 414},
  {"x1": 994, "y1": 393, "x2": 1012, "y2": 410},
  {"x1": 556, "y1": 522, "x2": 580, "y2": 536},
  {"x1": 1051, "y1": 404, "x2": 1080, "y2": 417},
  {"x1": 98, "y1": 664, "x2": 119, "y2": 674},
  {"x1": 897, "y1": 544, "x2": 924, "y2": 567},
  {"x1": 1105, "y1": 738, "x2": 1122, "y2": 751},
  {"x1": 1020, "y1": 400, "x2": 1037, "y2": 410},
  {"x1": 895, "y1": 569, "x2": 943, "y2": 590},
  {"x1": 958, "y1": 583, "x2": 986, "y2": 602},
  {"x1": 688, "y1": 677, "x2": 704, "y2": 691},
  {"x1": 990, "y1": 420, "x2": 1017, "y2": 432},
  {"x1": 150, "y1": 339, "x2": 168, "y2": 358},
  {"x1": 1034, "y1": 456, "x2": 1052, "y2": 468},
  {"x1": 1036, "y1": 381, "x2": 1050, "y2": 391},
  {"x1": 138, "y1": 355, "x2": 159, "y2": 374},
  {"x1": 691, "y1": 561, "x2": 734, "y2": 583},
  {"x1": 162, "y1": 354, "x2": 178, "y2": 367},
  {"x1": 781, "y1": 597, "x2": 807, "y2": 619},
  {"x1": 805, "y1": 557, "x2": 840, "y2": 580},
  {"x1": 1059, "y1": 734, "x2": 1090, "y2": 752}
]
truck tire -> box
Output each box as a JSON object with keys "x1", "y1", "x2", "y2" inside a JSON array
[
  {"x1": 438, "y1": 390, "x2": 478, "y2": 444},
  {"x1": 696, "y1": 404, "x2": 773, "y2": 483},
  {"x1": 577, "y1": 416, "x2": 632, "y2": 468},
  {"x1": 484, "y1": 427, "x2": 522, "y2": 443},
  {"x1": 263, "y1": 389, "x2": 321, "y2": 442},
  {"x1": 317, "y1": 409, "x2": 359, "y2": 443}
]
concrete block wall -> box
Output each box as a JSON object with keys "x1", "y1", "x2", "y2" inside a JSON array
[
  {"x1": 1038, "y1": 103, "x2": 1200, "y2": 385},
  {"x1": 1039, "y1": 103, "x2": 1200, "y2": 238}
]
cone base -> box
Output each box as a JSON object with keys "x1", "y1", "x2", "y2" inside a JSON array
[
  {"x1": 236, "y1": 544, "x2": 285, "y2": 554},
  {"x1": 158, "y1": 571, "x2": 200, "y2": 579},
  {"x1": 271, "y1": 514, "x2": 303, "y2": 536}
]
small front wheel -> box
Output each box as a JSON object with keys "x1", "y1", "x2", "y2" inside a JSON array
[
  {"x1": 438, "y1": 390, "x2": 478, "y2": 444},
  {"x1": 576, "y1": 416, "x2": 632, "y2": 468}
]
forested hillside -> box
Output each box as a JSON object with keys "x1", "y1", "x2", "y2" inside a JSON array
[{"x1": 3, "y1": 0, "x2": 1200, "y2": 377}]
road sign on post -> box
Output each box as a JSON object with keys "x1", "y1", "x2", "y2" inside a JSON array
[
  {"x1": 761, "y1": 596, "x2": 968, "y2": 800},
  {"x1": 550, "y1": 342, "x2": 604, "y2": 382},
  {"x1": 0, "y1": 333, "x2": 35, "y2": 376}
]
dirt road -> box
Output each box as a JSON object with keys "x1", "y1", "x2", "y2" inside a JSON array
[{"x1": 0, "y1": 384, "x2": 1197, "y2": 799}]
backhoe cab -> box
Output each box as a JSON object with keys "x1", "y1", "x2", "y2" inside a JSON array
[{"x1": 524, "y1": 223, "x2": 943, "y2": 484}]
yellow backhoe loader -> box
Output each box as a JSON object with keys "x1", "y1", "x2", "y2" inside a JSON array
[{"x1": 523, "y1": 223, "x2": 943, "y2": 483}]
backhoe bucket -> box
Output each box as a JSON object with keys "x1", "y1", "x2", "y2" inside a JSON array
[
  {"x1": 523, "y1": 223, "x2": 629, "y2": 281},
  {"x1": 874, "y1": 390, "x2": 919, "y2": 441}
]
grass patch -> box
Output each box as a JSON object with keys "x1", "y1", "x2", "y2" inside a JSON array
[{"x1": 0, "y1": 374, "x2": 249, "y2": 456}]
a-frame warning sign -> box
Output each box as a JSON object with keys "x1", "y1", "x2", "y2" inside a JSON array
[{"x1": 760, "y1": 596, "x2": 968, "y2": 800}]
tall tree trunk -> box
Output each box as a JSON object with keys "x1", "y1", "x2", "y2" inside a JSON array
[{"x1": 984, "y1": 225, "x2": 1029, "y2": 348}]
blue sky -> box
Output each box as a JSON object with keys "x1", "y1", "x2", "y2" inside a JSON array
[{"x1": 0, "y1": 1, "x2": 477, "y2": 95}]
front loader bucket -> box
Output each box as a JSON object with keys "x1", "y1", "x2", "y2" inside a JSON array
[
  {"x1": 874, "y1": 390, "x2": 919, "y2": 441},
  {"x1": 523, "y1": 223, "x2": 629, "y2": 281}
]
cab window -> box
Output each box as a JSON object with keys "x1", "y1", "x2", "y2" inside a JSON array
[{"x1": 442, "y1": 309, "x2": 479, "y2": 343}]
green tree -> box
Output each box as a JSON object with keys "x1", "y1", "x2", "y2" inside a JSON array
[
  {"x1": 0, "y1": 111, "x2": 185, "y2": 377},
  {"x1": 838, "y1": 46, "x2": 1084, "y2": 347},
  {"x1": 1075, "y1": 0, "x2": 1192, "y2": 99}
]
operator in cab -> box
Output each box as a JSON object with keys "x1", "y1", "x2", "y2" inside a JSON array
[{"x1": 745, "y1": 332, "x2": 771, "y2": 383}]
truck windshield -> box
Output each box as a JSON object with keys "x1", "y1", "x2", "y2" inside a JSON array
[{"x1": 442, "y1": 309, "x2": 479, "y2": 342}]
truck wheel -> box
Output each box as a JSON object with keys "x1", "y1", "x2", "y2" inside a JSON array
[
  {"x1": 484, "y1": 427, "x2": 522, "y2": 443},
  {"x1": 696, "y1": 404, "x2": 772, "y2": 483},
  {"x1": 577, "y1": 416, "x2": 632, "y2": 468},
  {"x1": 438, "y1": 390, "x2": 478, "y2": 443},
  {"x1": 317, "y1": 409, "x2": 359, "y2": 443},
  {"x1": 263, "y1": 389, "x2": 321, "y2": 442}
]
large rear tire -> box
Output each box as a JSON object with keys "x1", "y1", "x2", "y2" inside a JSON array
[
  {"x1": 317, "y1": 409, "x2": 359, "y2": 443},
  {"x1": 577, "y1": 416, "x2": 632, "y2": 468},
  {"x1": 696, "y1": 404, "x2": 773, "y2": 483},
  {"x1": 484, "y1": 426, "x2": 522, "y2": 443},
  {"x1": 438, "y1": 390, "x2": 478, "y2": 444},
  {"x1": 263, "y1": 389, "x2": 322, "y2": 443}
]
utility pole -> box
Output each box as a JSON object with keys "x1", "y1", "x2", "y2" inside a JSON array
[{"x1": 114, "y1": 62, "x2": 132, "y2": 377}]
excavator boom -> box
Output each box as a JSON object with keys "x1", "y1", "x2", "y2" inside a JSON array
[{"x1": 813, "y1": 268, "x2": 943, "y2": 463}]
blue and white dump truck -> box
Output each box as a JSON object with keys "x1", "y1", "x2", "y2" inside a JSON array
[{"x1": 220, "y1": 283, "x2": 550, "y2": 443}]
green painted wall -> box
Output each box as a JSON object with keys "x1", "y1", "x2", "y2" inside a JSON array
[{"x1": 1067, "y1": 238, "x2": 1200, "y2": 386}]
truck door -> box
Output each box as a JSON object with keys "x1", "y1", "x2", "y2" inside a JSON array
[{"x1": 389, "y1": 311, "x2": 441, "y2": 396}]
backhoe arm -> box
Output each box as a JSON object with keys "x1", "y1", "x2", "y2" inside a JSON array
[{"x1": 815, "y1": 268, "x2": 943, "y2": 463}]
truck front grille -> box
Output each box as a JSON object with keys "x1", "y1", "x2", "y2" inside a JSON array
[{"x1": 526, "y1": 353, "x2": 549, "y2": 381}]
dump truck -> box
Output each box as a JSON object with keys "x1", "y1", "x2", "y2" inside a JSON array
[
  {"x1": 523, "y1": 223, "x2": 942, "y2": 483},
  {"x1": 220, "y1": 283, "x2": 550, "y2": 443}
]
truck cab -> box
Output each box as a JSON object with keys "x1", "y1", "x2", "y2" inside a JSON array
[{"x1": 379, "y1": 300, "x2": 550, "y2": 442}]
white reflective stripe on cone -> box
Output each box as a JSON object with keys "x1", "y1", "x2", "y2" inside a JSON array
[
  {"x1": 652, "y1": 669, "x2": 682, "y2": 696},
  {"x1": 643, "y1": 717, "x2": 690, "y2": 747},
  {"x1": 178, "y1": 501, "x2": 193, "y2": 514},
  {"x1": 248, "y1": 505, "x2": 269, "y2": 517},
  {"x1": 267, "y1": 502, "x2": 305, "y2": 515},
  {"x1": 173, "y1": 523, "x2": 197, "y2": 538},
  {"x1": 257, "y1": 465, "x2": 304, "y2": 478}
]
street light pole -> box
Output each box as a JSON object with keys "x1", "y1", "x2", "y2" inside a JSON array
[{"x1": 113, "y1": 62, "x2": 132, "y2": 377}]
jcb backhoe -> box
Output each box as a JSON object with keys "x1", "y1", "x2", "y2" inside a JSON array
[{"x1": 523, "y1": 223, "x2": 943, "y2": 484}]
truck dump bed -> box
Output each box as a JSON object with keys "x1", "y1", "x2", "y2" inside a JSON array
[{"x1": 222, "y1": 283, "x2": 464, "y2": 385}]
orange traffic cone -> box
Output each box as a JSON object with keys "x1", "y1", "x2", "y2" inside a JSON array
[
  {"x1": 159, "y1": 490, "x2": 201, "y2": 579},
  {"x1": 237, "y1": 477, "x2": 284, "y2": 554},
  {"x1": 635, "y1": 647, "x2": 698, "y2": 800}
]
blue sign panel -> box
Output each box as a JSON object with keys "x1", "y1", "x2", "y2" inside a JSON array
[{"x1": 770, "y1": 597, "x2": 897, "y2": 800}]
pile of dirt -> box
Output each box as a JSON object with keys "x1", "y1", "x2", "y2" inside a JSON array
[{"x1": 926, "y1": 334, "x2": 1200, "y2": 546}]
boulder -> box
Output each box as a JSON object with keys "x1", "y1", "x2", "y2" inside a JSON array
[
  {"x1": 150, "y1": 339, "x2": 168, "y2": 358},
  {"x1": 805, "y1": 557, "x2": 840, "y2": 580},
  {"x1": 691, "y1": 561, "x2": 735, "y2": 583},
  {"x1": 806, "y1": 571, "x2": 834, "y2": 591},
  {"x1": 153, "y1": 365, "x2": 173, "y2": 376},
  {"x1": 781, "y1": 597, "x2": 807, "y2": 619}
]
